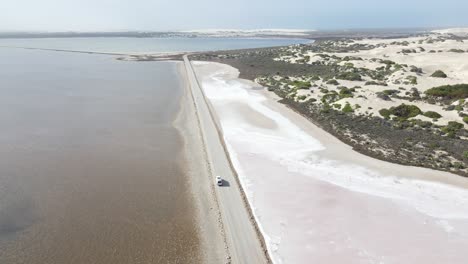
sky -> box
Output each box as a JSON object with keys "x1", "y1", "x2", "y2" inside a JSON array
[{"x1": 1, "y1": 0, "x2": 468, "y2": 32}]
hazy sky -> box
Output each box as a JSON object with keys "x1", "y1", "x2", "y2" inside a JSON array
[{"x1": 2, "y1": 0, "x2": 468, "y2": 32}]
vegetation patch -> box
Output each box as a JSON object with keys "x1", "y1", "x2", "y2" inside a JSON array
[
  {"x1": 321, "y1": 93, "x2": 340, "y2": 104},
  {"x1": 333, "y1": 103, "x2": 342, "y2": 109},
  {"x1": 431, "y1": 70, "x2": 448, "y2": 78},
  {"x1": 379, "y1": 108, "x2": 391, "y2": 119},
  {"x1": 292, "y1": 80, "x2": 312, "y2": 89},
  {"x1": 425, "y1": 84, "x2": 468, "y2": 100},
  {"x1": 339, "y1": 87, "x2": 355, "y2": 98},
  {"x1": 383, "y1": 89, "x2": 399, "y2": 96},
  {"x1": 342, "y1": 102, "x2": 354, "y2": 113},
  {"x1": 405, "y1": 76, "x2": 418, "y2": 85},
  {"x1": 423, "y1": 111, "x2": 442, "y2": 119},
  {"x1": 336, "y1": 72, "x2": 362, "y2": 81},
  {"x1": 441, "y1": 121, "x2": 464, "y2": 137},
  {"x1": 365, "y1": 81, "x2": 387, "y2": 86},
  {"x1": 449, "y1": 49, "x2": 465, "y2": 53},
  {"x1": 380, "y1": 104, "x2": 422, "y2": 120},
  {"x1": 326, "y1": 79, "x2": 340, "y2": 85}
]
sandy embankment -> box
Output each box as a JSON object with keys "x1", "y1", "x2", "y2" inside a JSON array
[
  {"x1": 193, "y1": 61, "x2": 468, "y2": 264},
  {"x1": 173, "y1": 62, "x2": 227, "y2": 264}
]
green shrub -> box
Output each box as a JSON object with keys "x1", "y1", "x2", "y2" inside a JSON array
[
  {"x1": 365, "y1": 81, "x2": 387, "y2": 86},
  {"x1": 441, "y1": 121, "x2": 464, "y2": 135},
  {"x1": 413, "y1": 119, "x2": 433, "y2": 128},
  {"x1": 430, "y1": 70, "x2": 448, "y2": 78},
  {"x1": 326, "y1": 79, "x2": 339, "y2": 85},
  {"x1": 333, "y1": 104, "x2": 342, "y2": 109},
  {"x1": 425, "y1": 84, "x2": 468, "y2": 100},
  {"x1": 339, "y1": 88, "x2": 354, "y2": 98},
  {"x1": 292, "y1": 80, "x2": 312, "y2": 89},
  {"x1": 376, "y1": 92, "x2": 391, "y2": 101},
  {"x1": 342, "y1": 102, "x2": 354, "y2": 113},
  {"x1": 321, "y1": 103, "x2": 331, "y2": 113},
  {"x1": 383, "y1": 89, "x2": 399, "y2": 95},
  {"x1": 410, "y1": 66, "x2": 423, "y2": 74},
  {"x1": 406, "y1": 76, "x2": 418, "y2": 85},
  {"x1": 389, "y1": 104, "x2": 422, "y2": 119},
  {"x1": 464, "y1": 151, "x2": 468, "y2": 160},
  {"x1": 336, "y1": 72, "x2": 362, "y2": 81},
  {"x1": 297, "y1": 95, "x2": 307, "y2": 100},
  {"x1": 449, "y1": 49, "x2": 465, "y2": 53},
  {"x1": 381, "y1": 60, "x2": 395, "y2": 65},
  {"x1": 423, "y1": 111, "x2": 442, "y2": 119},
  {"x1": 464, "y1": 116, "x2": 468, "y2": 124},
  {"x1": 321, "y1": 93, "x2": 340, "y2": 104},
  {"x1": 379, "y1": 108, "x2": 391, "y2": 118}
]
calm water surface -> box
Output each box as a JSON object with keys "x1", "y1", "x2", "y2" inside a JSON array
[
  {"x1": 0, "y1": 48, "x2": 198, "y2": 263},
  {"x1": 0, "y1": 37, "x2": 305, "y2": 263}
]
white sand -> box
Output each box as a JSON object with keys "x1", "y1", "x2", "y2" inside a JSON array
[
  {"x1": 193, "y1": 61, "x2": 468, "y2": 264},
  {"x1": 274, "y1": 31, "x2": 468, "y2": 128}
]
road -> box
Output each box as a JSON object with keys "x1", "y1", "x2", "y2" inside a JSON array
[{"x1": 183, "y1": 55, "x2": 268, "y2": 264}]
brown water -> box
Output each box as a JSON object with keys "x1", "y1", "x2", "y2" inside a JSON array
[{"x1": 0, "y1": 49, "x2": 200, "y2": 263}]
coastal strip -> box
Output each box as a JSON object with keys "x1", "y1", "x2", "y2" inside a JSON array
[
  {"x1": 183, "y1": 55, "x2": 269, "y2": 264},
  {"x1": 193, "y1": 61, "x2": 468, "y2": 263}
]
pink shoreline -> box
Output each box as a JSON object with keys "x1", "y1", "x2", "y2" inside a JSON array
[{"x1": 194, "y1": 61, "x2": 468, "y2": 263}]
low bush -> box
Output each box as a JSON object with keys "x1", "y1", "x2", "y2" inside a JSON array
[
  {"x1": 425, "y1": 84, "x2": 468, "y2": 100},
  {"x1": 326, "y1": 79, "x2": 340, "y2": 85},
  {"x1": 336, "y1": 72, "x2": 362, "y2": 81},
  {"x1": 464, "y1": 116, "x2": 468, "y2": 124},
  {"x1": 430, "y1": 70, "x2": 448, "y2": 78},
  {"x1": 365, "y1": 81, "x2": 387, "y2": 86},
  {"x1": 321, "y1": 93, "x2": 340, "y2": 104},
  {"x1": 376, "y1": 92, "x2": 391, "y2": 101},
  {"x1": 441, "y1": 121, "x2": 464, "y2": 135},
  {"x1": 292, "y1": 80, "x2": 312, "y2": 89},
  {"x1": 406, "y1": 76, "x2": 418, "y2": 85},
  {"x1": 383, "y1": 89, "x2": 399, "y2": 96},
  {"x1": 390, "y1": 104, "x2": 422, "y2": 119},
  {"x1": 342, "y1": 102, "x2": 354, "y2": 113},
  {"x1": 410, "y1": 66, "x2": 423, "y2": 74},
  {"x1": 423, "y1": 111, "x2": 442, "y2": 119},
  {"x1": 339, "y1": 88, "x2": 354, "y2": 98},
  {"x1": 379, "y1": 108, "x2": 391, "y2": 118},
  {"x1": 449, "y1": 49, "x2": 465, "y2": 53}
]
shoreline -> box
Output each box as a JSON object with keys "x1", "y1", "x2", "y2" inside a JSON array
[
  {"x1": 172, "y1": 61, "x2": 227, "y2": 263},
  {"x1": 193, "y1": 60, "x2": 468, "y2": 263},
  {"x1": 261, "y1": 89, "x2": 468, "y2": 188}
]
